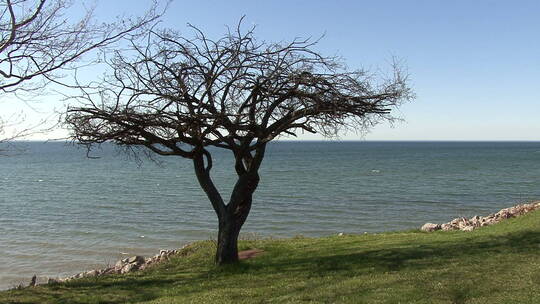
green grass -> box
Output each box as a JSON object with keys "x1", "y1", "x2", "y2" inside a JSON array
[{"x1": 3, "y1": 210, "x2": 540, "y2": 304}]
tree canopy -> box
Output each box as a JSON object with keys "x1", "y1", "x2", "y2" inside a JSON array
[{"x1": 66, "y1": 20, "x2": 414, "y2": 263}]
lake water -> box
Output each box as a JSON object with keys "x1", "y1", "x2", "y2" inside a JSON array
[{"x1": 1, "y1": 141, "x2": 539, "y2": 289}]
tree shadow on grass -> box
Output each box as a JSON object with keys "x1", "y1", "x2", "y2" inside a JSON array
[
  {"x1": 201, "y1": 230, "x2": 540, "y2": 302},
  {"x1": 240, "y1": 227, "x2": 532, "y2": 301},
  {"x1": 254, "y1": 230, "x2": 540, "y2": 274}
]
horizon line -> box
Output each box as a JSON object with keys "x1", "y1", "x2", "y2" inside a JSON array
[{"x1": 6, "y1": 139, "x2": 540, "y2": 143}]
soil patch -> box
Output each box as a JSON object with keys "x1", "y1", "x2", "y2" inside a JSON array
[{"x1": 238, "y1": 249, "x2": 264, "y2": 260}]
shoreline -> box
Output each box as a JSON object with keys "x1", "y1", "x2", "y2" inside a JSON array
[
  {"x1": 8, "y1": 200, "x2": 540, "y2": 290},
  {"x1": 4, "y1": 205, "x2": 539, "y2": 303}
]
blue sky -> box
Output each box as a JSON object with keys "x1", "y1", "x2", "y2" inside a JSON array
[{"x1": 6, "y1": 0, "x2": 539, "y2": 140}]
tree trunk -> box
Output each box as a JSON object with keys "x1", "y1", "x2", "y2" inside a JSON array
[
  {"x1": 192, "y1": 146, "x2": 264, "y2": 265},
  {"x1": 215, "y1": 195, "x2": 253, "y2": 264},
  {"x1": 216, "y1": 216, "x2": 242, "y2": 264}
]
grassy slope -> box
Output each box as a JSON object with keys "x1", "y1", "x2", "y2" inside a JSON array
[{"x1": 2, "y1": 210, "x2": 540, "y2": 304}]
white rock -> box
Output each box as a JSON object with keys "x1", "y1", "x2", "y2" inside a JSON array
[
  {"x1": 85, "y1": 270, "x2": 98, "y2": 277},
  {"x1": 121, "y1": 263, "x2": 136, "y2": 274},
  {"x1": 127, "y1": 255, "x2": 145, "y2": 265},
  {"x1": 421, "y1": 223, "x2": 441, "y2": 232},
  {"x1": 115, "y1": 260, "x2": 126, "y2": 268}
]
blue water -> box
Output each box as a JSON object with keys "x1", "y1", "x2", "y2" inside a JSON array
[{"x1": 1, "y1": 141, "x2": 539, "y2": 289}]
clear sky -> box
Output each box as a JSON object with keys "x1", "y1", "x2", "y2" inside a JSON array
[{"x1": 4, "y1": 0, "x2": 539, "y2": 141}]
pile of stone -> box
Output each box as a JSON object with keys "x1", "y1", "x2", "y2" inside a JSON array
[
  {"x1": 46, "y1": 248, "x2": 183, "y2": 284},
  {"x1": 421, "y1": 201, "x2": 540, "y2": 232}
]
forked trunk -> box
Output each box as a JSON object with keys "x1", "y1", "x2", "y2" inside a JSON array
[{"x1": 192, "y1": 146, "x2": 264, "y2": 265}]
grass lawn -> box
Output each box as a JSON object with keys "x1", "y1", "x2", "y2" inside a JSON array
[{"x1": 2, "y1": 210, "x2": 540, "y2": 303}]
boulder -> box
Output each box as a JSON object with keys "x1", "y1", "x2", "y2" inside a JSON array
[
  {"x1": 440, "y1": 223, "x2": 454, "y2": 231},
  {"x1": 127, "y1": 255, "x2": 145, "y2": 265},
  {"x1": 121, "y1": 263, "x2": 137, "y2": 274},
  {"x1": 115, "y1": 259, "x2": 128, "y2": 268},
  {"x1": 458, "y1": 220, "x2": 470, "y2": 229},
  {"x1": 101, "y1": 267, "x2": 117, "y2": 275},
  {"x1": 497, "y1": 210, "x2": 512, "y2": 219},
  {"x1": 421, "y1": 223, "x2": 441, "y2": 232},
  {"x1": 470, "y1": 215, "x2": 481, "y2": 226},
  {"x1": 84, "y1": 270, "x2": 99, "y2": 277}
]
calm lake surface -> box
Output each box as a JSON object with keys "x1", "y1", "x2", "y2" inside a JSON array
[{"x1": 1, "y1": 141, "x2": 540, "y2": 289}]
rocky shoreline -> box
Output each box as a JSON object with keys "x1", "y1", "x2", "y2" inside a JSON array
[
  {"x1": 47, "y1": 248, "x2": 183, "y2": 284},
  {"x1": 15, "y1": 246, "x2": 189, "y2": 289},
  {"x1": 421, "y1": 201, "x2": 540, "y2": 232}
]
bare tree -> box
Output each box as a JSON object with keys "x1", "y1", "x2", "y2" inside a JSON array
[
  {"x1": 0, "y1": 0, "x2": 161, "y2": 142},
  {"x1": 65, "y1": 20, "x2": 414, "y2": 264}
]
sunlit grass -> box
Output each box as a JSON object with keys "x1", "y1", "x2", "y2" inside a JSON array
[{"x1": 3, "y1": 210, "x2": 540, "y2": 303}]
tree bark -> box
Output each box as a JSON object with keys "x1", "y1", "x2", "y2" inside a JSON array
[
  {"x1": 215, "y1": 186, "x2": 255, "y2": 264},
  {"x1": 216, "y1": 215, "x2": 242, "y2": 264}
]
